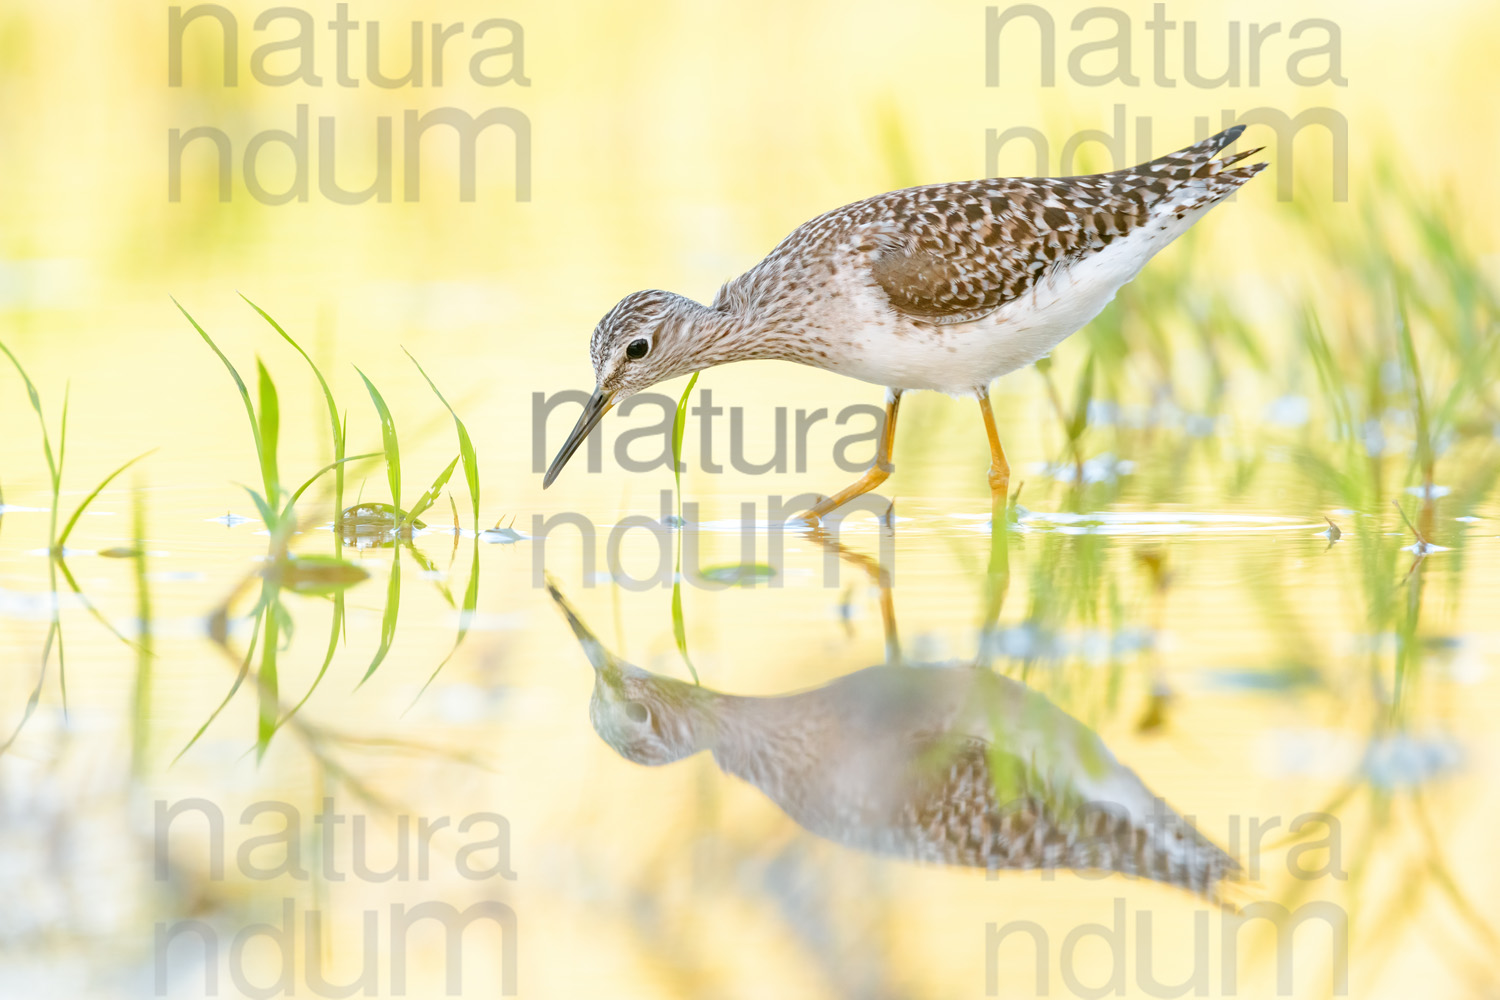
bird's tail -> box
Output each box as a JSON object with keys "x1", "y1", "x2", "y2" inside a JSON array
[
  {"x1": 1072, "y1": 798, "x2": 1247, "y2": 909},
  {"x1": 1125, "y1": 124, "x2": 1269, "y2": 209}
]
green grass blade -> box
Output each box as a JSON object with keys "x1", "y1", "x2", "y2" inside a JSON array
[
  {"x1": 670, "y1": 579, "x2": 697, "y2": 685},
  {"x1": 1392, "y1": 290, "x2": 1433, "y2": 483},
  {"x1": 173, "y1": 601, "x2": 265, "y2": 764},
  {"x1": 403, "y1": 348, "x2": 480, "y2": 530},
  {"x1": 276, "y1": 592, "x2": 344, "y2": 733},
  {"x1": 243, "y1": 296, "x2": 347, "y2": 524},
  {"x1": 56, "y1": 384, "x2": 69, "y2": 496},
  {"x1": 55, "y1": 449, "x2": 157, "y2": 551},
  {"x1": 404, "y1": 455, "x2": 460, "y2": 527},
  {"x1": 0, "y1": 339, "x2": 59, "y2": 485},
  {"x1": 279, "y1": 452, "x2": 382, "y2": 522},
  {"x1": 670, "y1": 373, "x2": 700, "y2": 684},
  {"x1": 130, "y1": 490, "x2": 154, "y2": 776},
  {"x1": 358, "y1": 547, "x2": 402, "y2": 685},
  {"x1": 174, "y1": 298, "x2": 264, "y2": 476},
  {"x1": 256, "y1": 596, "x2": 283, "y2": 761},
  {"x1": 256, "y1": 358, "x2": 281, "y2": 507},
  {"x1": 239, "y1": 485, "x2": 277, "y2": 530},
  {"x1": 355, "y1": 366, "x2": 401, "y2": 509},
  {"x1": 0, "y1": 621, "x2": 58, "y2": 754},
  {"x1": 1068, "y1": 353, "x2": 1096, "y2": 444},
  {"x1": 55, "y1": 600, "x2": 67, "y2": 718},
  {"x1": 403, "y1": 541, "x2": 454, "y2": 607},
  {"x1": 454, "y1": 426, "x2": 477, "y2": 524},
  {"x1": 46, "y1": 531, "x2": 66, "y2": 714},
  {"x1": 242, "y1": 295, "x2": 342, "y2": 446},
  {"x1": 55, "y1": 554, "x2": 143, "y2": 652},
  {"x1": 404, "y1": 536, "x2": 480, "y2": 713},
  {"x1": 338, "y1": 411, "x2": 349, "y2": 530},
  {"x1": 672, "y1": 373, "x2": 699, "y2": 500}
]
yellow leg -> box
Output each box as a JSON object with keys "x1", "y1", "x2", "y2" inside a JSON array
[
  {"x1": 806, "y1": 525, "x2": 901, "y2": 664},
  {"x1": 801, "y1": 389, "x2": 902, "y2": 527},
  {"x1": 978, "y1": 389, "x2": 1010, "y2": 505}
]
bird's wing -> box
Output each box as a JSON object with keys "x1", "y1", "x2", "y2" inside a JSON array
[
  {"x1": 897, "y1": 733, "x2": 1067, "y2": 868},
  {"x1": 858, "y1": 126, "x2": 1265, "y2": 325},
  {"x1": 889, "y1": 731, "x2": 1242, "y2": 903}
]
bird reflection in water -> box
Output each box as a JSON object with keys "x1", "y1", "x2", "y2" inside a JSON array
[{"x1": 547, "y1": 565, "x2": 1241, "y2": 905}]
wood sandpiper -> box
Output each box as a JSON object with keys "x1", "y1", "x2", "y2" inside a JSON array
[
  {"x1": 545, "y1": 126, "x2": 1266, "y2": 524},
  {"x1": 548, "y1": 581, "x2": 1241, "y2": 903}
]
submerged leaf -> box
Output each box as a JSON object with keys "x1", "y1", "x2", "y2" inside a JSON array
[
  {"x1": 699, "y1": 563, "x2": 776, "y2": 585},
  {"x1": 339, "y1": 502, "x2": 426, "y2": 539},
  {"x1": 278, "y1": 554, "x2": 370, "y2": 595}
]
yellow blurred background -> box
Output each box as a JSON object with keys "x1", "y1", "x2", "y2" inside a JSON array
[{"x1": 1, "y1": 2, "x2": 1498, "y2": 998}]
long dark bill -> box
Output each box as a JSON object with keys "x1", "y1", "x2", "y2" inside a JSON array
[
  {"x1": 542, "y1": 388, "x2": 613, "y2": 488},
  {"x1": 543, "y1": 575, "x2": 615, "y2": 677}
]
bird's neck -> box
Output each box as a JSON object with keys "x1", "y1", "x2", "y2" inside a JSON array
[
  {"x1": 706, "y1": 694, "x2": 827, "y2": 800},
  {"x1": 676, "y1": 303, "x2": 764, "y2": 370},
  {"x1": 679, "y1": 285, "x2": 815, "y2": 372}
]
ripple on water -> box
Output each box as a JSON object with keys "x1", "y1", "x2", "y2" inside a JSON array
[{"x1": 962, "y1": 510, "x2": 1325, "y2": 537}]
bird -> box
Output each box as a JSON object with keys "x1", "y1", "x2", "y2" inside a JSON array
[
  {"x1": 547, "y1": 580, "x2": 1243, "y2": 904},
  {"x1": 543, "y1": 124, "x2": 1266, "y2": 524}
]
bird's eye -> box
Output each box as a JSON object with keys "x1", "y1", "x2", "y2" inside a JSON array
[
  {"x1": 626, "y1": 339, "x2": 650, "y2": 360},
  {"x1": 624, "y1": 701, "x2": 650, "y2": 723}
]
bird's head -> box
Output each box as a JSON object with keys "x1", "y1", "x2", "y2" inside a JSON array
[
  {"x1": 587, "y1": 662, "x2": 714, "y2": 767},
  {"x1": 546, "y1": 578, "x2": 716, "y2": 766},
  {"x1": 543, "y1": 289, "x2": 710, "y2": 488}
]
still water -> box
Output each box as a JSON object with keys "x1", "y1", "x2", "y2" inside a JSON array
[{"x1": 0, "y1": 324, "x2": 1495, "y2": 997}]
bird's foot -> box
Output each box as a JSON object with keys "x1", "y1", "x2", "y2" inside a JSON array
[
  {"x1": 796, "y1": 463, "x2": 892, "y2": 530},
  {"x1": 791, "y1": 497, "x2": 827, "y2": 531}
]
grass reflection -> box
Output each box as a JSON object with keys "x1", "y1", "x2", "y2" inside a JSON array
[
  {"x1": 0, "y1": 340, "x2": 152, "y2": 748},
  {"x1": 167, "y1": 299, "x2": 485, "y2": 758}
]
